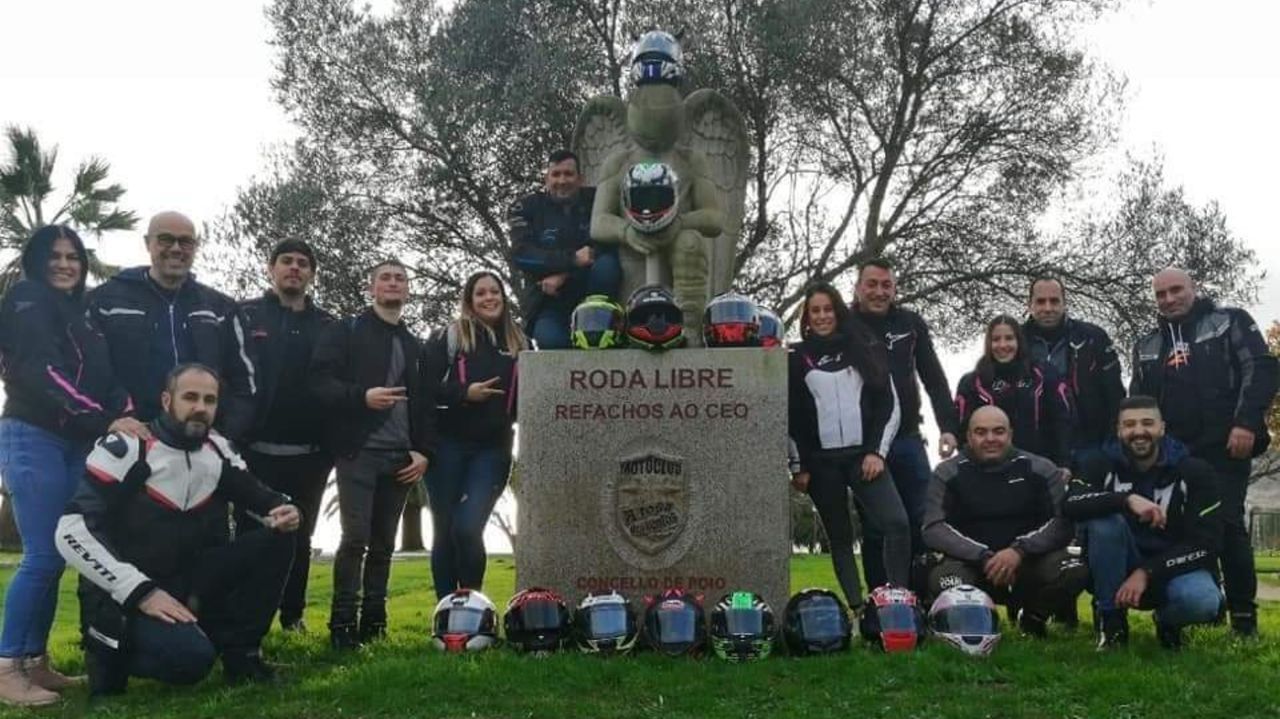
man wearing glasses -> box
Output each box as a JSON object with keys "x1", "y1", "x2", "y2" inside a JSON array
[{"x1": 87, "y1": 212, "x2": 257, "y2": 443}]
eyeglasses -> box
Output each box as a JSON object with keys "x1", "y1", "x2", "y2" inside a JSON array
[{"x1": 152, "y1": 233, "x2": 199, "y2": 250}]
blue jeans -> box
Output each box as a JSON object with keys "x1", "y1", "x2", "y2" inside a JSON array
[
  {"x1": 531, "y1": 250, "x2": 622, "y2": 350},
  {"x1": 0, "y1": 419, "x2": 88, "y2": 657},
  {"x1": 1082, "y1": 514, "x2": 1222, "y2": 627},
  {"x1": 424, "y1": 437, "x2": 512, "y2": 599},
  {"x1": 860, "y1": 434, "x2": 931, "y2": 589}
]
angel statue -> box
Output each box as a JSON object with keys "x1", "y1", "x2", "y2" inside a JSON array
[{"x1": 573, "y1": 30, "x2": 749, "y2": 345}]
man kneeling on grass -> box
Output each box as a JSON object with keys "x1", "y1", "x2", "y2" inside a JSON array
[
  {"x1": 56, "y1": 364, "x2": 301, "y2": 697},
  {"x1": 1064, "y1": 396, "x2": 1224, "y2": 651}
]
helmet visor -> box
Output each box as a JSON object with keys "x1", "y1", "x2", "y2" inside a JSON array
[
  {"x1": 797, "y1": 599, "x2": 844, "y2": 642},
  {"x1": 656, "y1": 604, "x2": 698, "y2": 644},
  {"x1": 573, "y1": 306, "x2": 621, "y2": 334},
  {"x1": 706, "y1": 301, "x2": 757, "y2": 325},
  {"x1": 628, "y1": 186, "x2": 675, "y2": 216},
  {"x1": 932, "y1": 605, "x2": 998, "y2": 635},
  {"x1": 876, "y1": 604, "x2": 918, "y2": 633},
  {"x1": 444, "y1": 606, "x2": 486, "y2": 634},
  {"x1": 518, "y1": 599, "x2": 564, "y2": 631},
  {"x1": 588, "y1": 605, "x2": 628, "y2": 639},
  {"x1": 725, "y1": 607, "x2": 764, "y2": 636}
]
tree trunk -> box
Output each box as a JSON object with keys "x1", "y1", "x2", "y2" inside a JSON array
[
  {"x1": 0, "y1": 495, "x2": 21, "y2": 552},
  {"x1": 400, "y1": 494, "x2": 425, "y2": 551}
]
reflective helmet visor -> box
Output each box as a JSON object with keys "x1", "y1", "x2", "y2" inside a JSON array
[
  {"x1": 445, "y1": 606, "x2": 486, "y2": 634},
  {"x1": 932, "y1": 605, "x2": 998, "y2": 635},
  {"x1": 706, "y1": 301, "x2": 757, "y2": 325},
  {"x1": 797, "y1": 598, "x2": 844, "y2": 642},
  {"x1": 628, "y1": 186, "x2": 675, "y2": 216},
  {"x1": 573, "y1": 306, "x2": 622, "y2": 334},
  {"x1": 588, "y1": 604, "x2": 628, "y2": 639},
  {"x1": 655, "y1": 603, "x2": 698, "y2": 644},
  {"x1": 876, "y1": 604, "x2": 919, "y2": 633},
  {"x1": 725, "y1": 607, "x2": 764, "y2": 636},
  {"x1": 518, "y1": 599, "x2": 564, "y2": 631}
]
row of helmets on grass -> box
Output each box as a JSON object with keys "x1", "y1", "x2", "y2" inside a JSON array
[
  {"x1": 431, "y1": 584, "x2": 1002, "y2": 659},
  {"x1": 570, "y1": 287, "x2": 784, "y2": 350}
]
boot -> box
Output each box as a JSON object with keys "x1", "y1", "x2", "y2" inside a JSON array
[
  {"x1": 281, "y1": 617, "x2": 308, "y2": 634},
  {"x1": 1155, "y1": 622, "x2": 1183, "y2": 651},
  {"x1": 1017, "y1": 609, "x2": 1048, "y2": 639},
  {"x1": 85, "y1": 649, "x2": 127, "y2": 698},
  {"x1": 1094, "y1": 609, "x2": 1129, "y2": 651},
  {"x1": 223, "y1": 650, "x2": 278, "y2": 686},
  {"x1": 1229, "y1": 611, "x2": 1259, "y2": 639},
  {"x1": 329, "y1": 623, "x2": 362, "y2": 651},
  {"x1": 358, "y1": 620, "x2": 387, "y2": 645},
  {"x1": 0, "y1": 657, "x2": 59, "y2": 707},
  {"x1": 24, "y1": 654, "x2": 84, "y2": 691}
]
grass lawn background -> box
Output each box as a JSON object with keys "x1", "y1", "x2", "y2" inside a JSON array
[{"x1": 1, "y1": 553, "x2": 1278, "y2": 718}]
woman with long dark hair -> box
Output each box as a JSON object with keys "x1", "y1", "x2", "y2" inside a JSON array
[
  {"x1": 0, "y1": 226, "x2": 140, "y2": 706},
  {"x1": 424, "y1": 271, "x2": 527, "y2": 599},
  {"x1": 788, "y1": 282, "x2": 910, "y2": 607},
  {"x1": 954, "y1": 314, "x2": 1072, "y2": 465}
]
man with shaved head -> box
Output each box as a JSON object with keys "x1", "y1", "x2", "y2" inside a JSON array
[
  {"x1": 1131, "y1": 267, "x2": 1278, "y2": 637},
  {"x1": 87, "y1": 212, "x2": 257, "y2": 442},
  {"x1": 922, "y1": 405, "x2": 1086, "y2": 637}
]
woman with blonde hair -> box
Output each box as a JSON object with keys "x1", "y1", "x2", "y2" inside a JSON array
[{"x1": 424, "y1": 271, "x2": 527, "y2": 598}]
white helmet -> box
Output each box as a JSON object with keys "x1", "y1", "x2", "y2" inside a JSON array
[
  {"x1": 928, "y1": 585, "x2": 1001, "y2": 657},
  {"x1": 432, "y1": 589, "x2": 498, "y2": 652},
  {"x1": 622, "y1": 162, "x2": 680, "y2": 234}
]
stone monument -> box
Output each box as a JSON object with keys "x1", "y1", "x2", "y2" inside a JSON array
[{"x1": 515, "y1": 347, "x2": 790, "y2": 614}]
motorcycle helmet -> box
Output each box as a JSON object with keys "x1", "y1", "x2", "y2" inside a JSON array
[
  {"x1": 629, "y1": 30, "x2": 684, "y2": 86},
  {"x1": 573, "y1": 591, "x2": 639, "y2": 655},
  {"x1": 703, "y1": 291, "x2": 761, "y2": 347},
  {"x1": 622, "y1": 162, "x2": 679, "y2": 234},
  {"x1": 432, "y1": 589, "x2": 498, "y2": 652},
  {"x1": 571, "y1": 295, "x2": 627, "y2": 349},
  {"x1": 859, "y1": 584, "x2": 927, "y2": 653},
  {"x1": 641, "y1": 589, "x2": 706, "y2": 657},
  {"x1": 782, "y1": 588, "x2": 851, "y2": 655},
  {"x1": 626, "y1": 284, "x2": 685, "y2": 350},
  {"x1": 928, "y1": 584, "x2": 1001, "y2": 657},
  {"x1": 709, "y1": 591, "x2": 776, "y2": 662},
  {"x1": 504, "y1": 587, "x2": 572, "y2": 654},
  {"x1": 757, "y1": 307, "x2": 784, "y2": 348}
]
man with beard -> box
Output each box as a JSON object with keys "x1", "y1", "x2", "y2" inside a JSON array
[
  {"x1": 1131, "y1": 267, "x2": 1277, "y2": 637},
  {"x1": 1064, "y1": 396, "x2": 1223, "y2": 650},
  {"x1": 923, "y1": 406, "x2": 1087, "y2": 637},
  {"x1": 1023, "y1": 276, "x2": 1125, "y2": 462},
  {"x1": 238, "y1": 240, "x2": 335, "y2": 633},
  {"x1": 87, "y1": 212, "x2": 257, "y2": 442},
  {"x1": 510, "y1": 149, "x2": 622, "y2": 348},
  {"x1": 853, "y1": 258, "x2": 959, "y2": 591},
  {"x1": 310, "y1": 259, "x2": 435, "y2": 649},
  {"x1": 56, "y1": 365, "x2": 300, "y2": 696}
]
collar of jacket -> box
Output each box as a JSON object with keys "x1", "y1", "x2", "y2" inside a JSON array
[{"x1": 262, "y1": 289, "x2": 315, "y2": 312}]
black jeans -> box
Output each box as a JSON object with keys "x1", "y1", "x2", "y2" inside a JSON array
[
  {"x1": 330, "y1": 449, "x2": 413, "y2": 629},
  {"x1": 240, "y1": 449, "x2": 333, "y2": 625},
  {"x1": 86, "y1": 528, "x2": 294, "y2": 694},
  {"x1": 1202, "y1": 451, "x2": 1256, "y2": 614},
  {"x1": 927, "y1": 548, "x2": 1087, "y2": 617}
]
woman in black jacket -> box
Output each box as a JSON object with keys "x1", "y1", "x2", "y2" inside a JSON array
[
  {"x1": 0, "y1": 226, "x2": 140, "y2": 706},
  {"x1": 955, "y1": 314, "x2": 1072, "y2": 465},
  {"x1": 788, "y1": 282, "x2": 909, "y2": 608},
  {"x1": 424, "y1": 271, "x2": 527, "y2": 599}
]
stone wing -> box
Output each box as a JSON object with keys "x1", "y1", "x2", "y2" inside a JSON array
[
  {"x1": 572, "y1": 95, "x2": 630, "y2": 185},
  {"x1": 682, "y1": 88, "x2": 750, "y2": 295}
]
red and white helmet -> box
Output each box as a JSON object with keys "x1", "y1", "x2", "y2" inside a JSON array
[
  {"x1": 433, "y1": 589, "x2": 498, "y2": 652},
  {"x1": 928, "y1": 585, "x2": 1001, "y2": 657},
  {"x1": 859, "y1": 584, "x2": 926, "y2": 653}
]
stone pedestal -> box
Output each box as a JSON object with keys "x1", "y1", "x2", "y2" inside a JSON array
[{"x1": 515, "y1": 347, "x2": 790, "y2": 614}]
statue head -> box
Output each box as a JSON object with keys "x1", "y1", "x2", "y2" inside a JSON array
[
  {"x1": 630, "y1": 30, "x2": 684, "y2": 87},
  {"x1": 626, "y1": 83, "x2": 685, "y2": 152}
]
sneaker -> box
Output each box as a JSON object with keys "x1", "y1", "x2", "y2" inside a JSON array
[
  {"x1": 1094, "y1": 609, "x2": 1129, "y2": 651},
  {"x1": 281, "y1": 618, "x2": 308, "y2": 634},
  {"x1": 0, "y1": 657, "x2": 59, "y2": 707},
  {"x1": 23, "y1": 654, "x2": 84, "y2": 691},
  {"x1": 223, "y1": 651, "x2": 278, "y2": 686},
  {"x1": 1229, "y1": 611, "x2": 1259, "y2": 640},
  {"x1": 1155, "y1": 622, "x2": 1183, "y2": 651},
  {"x1": 329, "y1": 624, "x2": 362, "y2": 651},
  {"x1": 1017, "y1": 609, "x2": 1048, "y2": 639}
]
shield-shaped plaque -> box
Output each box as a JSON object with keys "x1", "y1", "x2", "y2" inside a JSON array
[{"x1": 614, "y1": 452, "x2": 688, "y2": 555}]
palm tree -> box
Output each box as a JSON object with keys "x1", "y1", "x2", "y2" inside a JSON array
[
  {"x1": 0, "y1": 126, "x2": 139, "y2": 550},
  {"x1": 0, "y1": 125, "x2": 139, "y2": 295}
]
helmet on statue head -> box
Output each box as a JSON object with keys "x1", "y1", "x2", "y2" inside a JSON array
[
  {"x1": 626, "y1": 284, "x2": 685, "y2": 350},
  {"x1": 573, "y1": 590, "x2": 639, "y2": 655},
  {"x1": 703, "y1": 291, "x2": 761, "y2": 347},
  {"x1": 432, "y1": 589, "x2": 498, "y2": 652},
  {"x1": 630, "y1": 30, "x2": 684, "y2": 86},
  {"x1": 709, "y1": 590, "x2": 776, "y2": 662},
  {"x1": 928, "y1": 584, "x2": 1001, "y2": 657},
  {"x1": 571, "y1": 295, "x2": 627, "y2": 349},
  {"x1": 622, "y1": 162, "x2": 680, "y2": 234},
  {"x1": 504, "y1": 587, "x2": 571, "y2": 654},
  {"x1": 858, "y1": 584, "x2": 927, "y2": 653},
  {"x1": 782, "y1": 588, "x2": 851, "y2": 655}
]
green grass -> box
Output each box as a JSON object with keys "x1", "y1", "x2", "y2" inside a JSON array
[{"x1": 2, "y1": 554, "x2": 1278, "y2": 718}]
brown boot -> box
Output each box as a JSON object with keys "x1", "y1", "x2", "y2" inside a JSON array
[
  {"x1": 0, "y1": 656, "x2": 59, "y2": 707},
  {"x1": 24, "y1": 655, "x2": 84, "y2": 691}
]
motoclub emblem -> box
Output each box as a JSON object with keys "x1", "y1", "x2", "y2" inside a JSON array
[{"x1": 615, "y1": 452, "x2": 688, "y2": 555}]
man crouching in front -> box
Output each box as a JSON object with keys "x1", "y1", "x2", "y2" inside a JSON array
[{"x1": 56, "y1": 363, "x2": 300, "y2": 697}]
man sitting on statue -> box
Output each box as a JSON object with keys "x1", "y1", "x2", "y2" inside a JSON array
[{"x1": 509, "y1": 149, "x2": 621, "y2": 349}]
